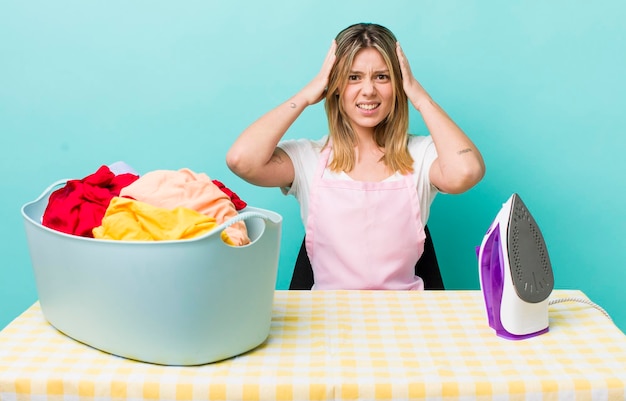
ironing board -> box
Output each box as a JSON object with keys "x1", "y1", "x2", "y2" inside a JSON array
[{"x1": 1, "y1": 290, "x2": 625, "y2": 401}]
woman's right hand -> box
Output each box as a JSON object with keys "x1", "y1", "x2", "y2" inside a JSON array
[
  {"x1": 298, "y1": 40, "x2": 337, "y2": 106},
  {"x1": 396, "y1": 42, "x2": 431, "y2": 112},
  {"x1": 226, "y1": 40, "x2": 337, "y2": 188}
]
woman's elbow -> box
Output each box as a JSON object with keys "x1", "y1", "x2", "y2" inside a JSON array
[
  {"x1": 441, "y1": 162, "x2": 486, "y2": 194},
  {"x1": 225, "y1": 148, "x2": 251, "y2": 178},
  {"x1": 465, "y1": 163, "x2": 486, "y2": 190},
  {"x1": 462, "y1": 163, "x2": 486, "y2": 192}
]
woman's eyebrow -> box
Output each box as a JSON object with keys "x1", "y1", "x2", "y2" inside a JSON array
[{"x1": 348, "y1": 69, "x2": 390, "y2": 75}]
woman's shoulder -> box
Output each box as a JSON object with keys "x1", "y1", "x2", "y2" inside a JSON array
[
  {"x1": 407, "y1": 134, "x2": 437, "y2": 180},
  {"x1": 407, "y1": 133, "x2": 434, "y2": 147},
  {"x1": 279, "y1": 136, "x2": 327, "y2": 156},
  {"x1": 407, "y1": 134, "x2": 435, "y2": 156}
]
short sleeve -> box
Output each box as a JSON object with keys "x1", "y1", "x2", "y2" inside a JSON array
[
  {"x1": 408, "y1": 135, "x2": 439, "y2": 224},
  {"x1": 276, "y1": 137, "x2": 326, "y2": 225}
]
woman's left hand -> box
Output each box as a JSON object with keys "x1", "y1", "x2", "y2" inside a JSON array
[
  {"x1": 396, "y1": 42, "x2": 486, "y2": 194},
  {"x1": 396, "y1": 42, "x2": 430, "y2": 112}
]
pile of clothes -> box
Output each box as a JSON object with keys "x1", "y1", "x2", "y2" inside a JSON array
[{"x1": 42, "y1": 162, "x2": 250, "y2": 245}]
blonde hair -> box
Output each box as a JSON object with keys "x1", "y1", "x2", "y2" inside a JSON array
[{"x1": 324, "y1": 23, "x2": 413, "y2": 174}]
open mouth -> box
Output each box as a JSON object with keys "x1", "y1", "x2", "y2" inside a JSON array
[{"x1": 357, "y1": 103, "x2": 380, "y2": 111}]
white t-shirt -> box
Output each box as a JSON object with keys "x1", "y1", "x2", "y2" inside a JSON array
[{"x1": 278, "y1": 134, "x2": 439, "y2": 226}]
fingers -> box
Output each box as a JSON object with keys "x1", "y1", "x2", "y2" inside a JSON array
[
  {"x1": 321, "y1": 40, "x2": 337, "y2": 76},
  {"x1": 327, "y1": 40, "x2": 337, "y2": 60},
  {"x1": 314, "y1": 40, "x2": 337, "y2": 101},
  {"x1": 299, "y1": 41, "x2": 337, "y2": 106},
  {"x1": 395, "y1": 42, "x2": 430, "y2": 110},
  {"x1": 395, "y1": 42, "x2": 412, "y2": 81}
]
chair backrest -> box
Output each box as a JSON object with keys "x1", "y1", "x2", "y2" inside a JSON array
[{"x1": 289, "y1": 225, "x2": 444, "y2": 290}]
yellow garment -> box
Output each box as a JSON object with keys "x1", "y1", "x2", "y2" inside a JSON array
[
  {"x1": 119, "y1": 168, "x2": 249, "y2": 245},
  {"x1": 93, "y1": 197, "x2": 234, "y2": 244}
]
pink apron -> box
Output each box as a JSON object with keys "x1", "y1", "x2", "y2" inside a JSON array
[{"x1": 306, "y1": 143, "x2": 426, "y2": 290}]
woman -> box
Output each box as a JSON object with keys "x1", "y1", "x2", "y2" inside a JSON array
[{"x1": 226, "y1": 23, "x2": 485, "y2": 290}]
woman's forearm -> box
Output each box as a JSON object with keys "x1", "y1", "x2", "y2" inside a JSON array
[
  {"x1": 396, "y1": 43, "x2": 485, "y2": 193},
  {"x1": 418, "y1": 97, "x2": 486, "y2": 194},
  {"x1": 227, "y1": 41, "x2": 336, "y2": 187},
  {"x1": 225, "y1": 96, "x2": 307, "y2": 186}
]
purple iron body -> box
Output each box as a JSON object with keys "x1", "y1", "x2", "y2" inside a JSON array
[{"x1": 477, "y1": 193, "x2": 554, "y2": 340}]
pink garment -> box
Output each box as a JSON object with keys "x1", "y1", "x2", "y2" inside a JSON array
[
  {"x1": 120, "y1": 168, "x2": 249, "y2": 246},
  {"x1": 305, "y1": 144, "x2": 425, "y2": 290}
]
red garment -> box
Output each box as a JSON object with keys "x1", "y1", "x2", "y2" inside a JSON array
[
  {"x1": 42, "y1": 165, "x2": 139, "y2": 237},
  {"x1": 212, "y1": 179, "x2": 247, "y2": 211}
]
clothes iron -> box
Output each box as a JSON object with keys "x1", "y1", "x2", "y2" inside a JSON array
[{"x1": 477, "y1": 193, "x2": 554, "y2": 340}]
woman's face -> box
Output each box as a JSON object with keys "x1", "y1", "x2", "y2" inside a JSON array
[{"x1": 340, "y1": 47, "x2": 394, "y2": 136}]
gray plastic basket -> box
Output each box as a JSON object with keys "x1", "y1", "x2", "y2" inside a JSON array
[{"x1": 21, "y1": 179, "x2": 282, "y2": 365}]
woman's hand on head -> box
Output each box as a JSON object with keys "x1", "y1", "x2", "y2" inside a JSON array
[
  {"x1": 396, "y1": 42, "x2": 486, "y2": 193},
  {"x1": 298, "y1": 40, "x2": 337, "y2": 106},
  {"x1": 396, "y1": 42, "x2": 431, "y2": 111}
]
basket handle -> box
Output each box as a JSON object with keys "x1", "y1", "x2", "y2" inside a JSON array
[
  {"x1": 31, "y1": 180, "x2": 274, "y2": 239},
  {"x1": 32, "y1": 179, "x2": 72, "y2": 203},
  {"x1": 211, "y1": 211, "x2": 271, "y2": 234}
]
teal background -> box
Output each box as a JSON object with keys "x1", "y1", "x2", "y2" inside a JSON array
[{"x1": 1, "y1": 1, "x2": 624, "y2": 332}]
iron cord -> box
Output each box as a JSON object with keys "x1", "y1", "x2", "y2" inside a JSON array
[{"x1": 549, "y1": 297, "x2": 612, "y2": 321}]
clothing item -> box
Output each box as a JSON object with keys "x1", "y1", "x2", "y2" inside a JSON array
[
  {"x1": 108, "y1": 161, "x2": 139, "y2": 176},
  {"x1": 277, "y1": 134, "x2": 438, "y2": 227},
  {"x1": 120, "y1": 168, "x2": 249, "y2": 246},
  {"x1": 304, "y1": 141, "x2": 425, "y2": 290},
  {"x1": 212, "y1": 179, "x2": 247, "y2": 211},
  {"x1": 92, "y1": 197, "x2": 232, "y2": 242},
  {"x1": 42, "y1": 165, "x2": 139, "y2": 237}
]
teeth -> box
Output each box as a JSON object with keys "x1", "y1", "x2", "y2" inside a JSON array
[{"x1": 358, "y1": 104, "x2": 378, "y2": 110}]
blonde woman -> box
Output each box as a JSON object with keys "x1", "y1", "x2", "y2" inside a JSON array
[{"x1": 227, "y1": 23, "x2": 485, "y2": 290}]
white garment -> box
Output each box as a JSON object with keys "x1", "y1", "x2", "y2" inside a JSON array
[{"x1": 278, "y1": 134, "x2": 439, "y2": 227}]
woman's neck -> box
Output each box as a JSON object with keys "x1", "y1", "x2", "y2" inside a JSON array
[
  {"x1": 347, "y1": 138, "x2": 393, "y2": 182},
  {"x1": 353, "y1": 126, "x2": 379, "y2": 150}
]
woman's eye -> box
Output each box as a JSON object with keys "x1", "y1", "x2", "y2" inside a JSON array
[
  {"x1": 377, "y1": 74, "x2": 390, "y2": 81},
  {"x1": 348, "y1": 75, "x2": 359, "y2": 81}
]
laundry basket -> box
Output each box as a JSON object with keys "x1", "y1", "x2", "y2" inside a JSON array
[{"x1": 21, "y1": 179, "x2": 282, "y2": 365}]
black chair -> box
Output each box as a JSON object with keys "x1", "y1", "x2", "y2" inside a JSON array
[{"x1": 289, "y1": 226, "x2": 444, "y2": 290}]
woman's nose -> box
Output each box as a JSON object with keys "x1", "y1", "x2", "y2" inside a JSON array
[{"x1": 361, "y1": 79, "x2": 376, "y2": 94}]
